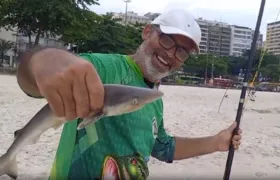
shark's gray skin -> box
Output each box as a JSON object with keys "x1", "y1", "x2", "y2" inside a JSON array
[{"x1": 0, "y1": 84, "x2": 164, "y2": 179}]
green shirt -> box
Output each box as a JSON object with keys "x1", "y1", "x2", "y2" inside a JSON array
[{"x1": 47, "y1": 53, "x2": 175, "y2": 179}]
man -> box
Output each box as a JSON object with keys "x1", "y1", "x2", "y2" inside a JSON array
[
  {"x1": 248, "y1": 82, "x2": 256, "y2": 101},
  {"x1": 17, "y1": 8, "x2": 242, "y2": 179}
]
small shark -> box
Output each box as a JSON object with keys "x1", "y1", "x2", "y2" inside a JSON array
[{"x1": 0, "y1": 84, "x2": 164, "y2": 179}]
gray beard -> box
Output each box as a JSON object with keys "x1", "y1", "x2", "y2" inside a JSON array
[{"x1": 133, "y1": 43, "x2": 174, "y2": 82}]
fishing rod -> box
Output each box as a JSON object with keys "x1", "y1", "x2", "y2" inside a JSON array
[
  {"x1": 222, "y1": 0, "x2": 266, "y2": 180},
  {"x1": 218, "y1": 87, "x2": 229, "y2": 114}
]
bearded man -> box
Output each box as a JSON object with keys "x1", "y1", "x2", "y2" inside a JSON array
[{"x1": 17, "y1": 8, "x2": 242, "y2": 179}]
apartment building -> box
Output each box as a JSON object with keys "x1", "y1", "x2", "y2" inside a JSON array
[
  {"x1": 256, "y1": 33, "x2": 263, "y2": 49},
  {"x1": 195, "y1": 18, "x2": 208, "y2": 54},
  {"x1": 265, "y1": 20, "x2": 280, "y2": 55},
  {"x1": 0, "y1": 27, "x2": 64, "y2": 66},
  {"x1": 230, "y1": 26, "x2": 263, "y2": 56},
  {"x1": 196, "y1": 17, "x2": 264, "y2": 57},
  {"x1": 144, "y1": 12, "x2": 160, "y2": 21},
  {"x1": 196, "y1": 18, "x2": 231, "y2": 56},
  {"x1": 112, "y1": 11, "x2": 150, "y2": 25},
  {"x1": 230, "y1": 25, "x2": 253, "y2": 56}
]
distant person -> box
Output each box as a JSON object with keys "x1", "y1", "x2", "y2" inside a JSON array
[
  {"x1": 17, "y1": 8, "x2": 242, "y2": 179},
  {"x1": 248, "y1": 83, "x2": 256, "y2": 101}
]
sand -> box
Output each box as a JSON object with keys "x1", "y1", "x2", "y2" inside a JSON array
[{"x1": 0, "y1": 74, "x2": 280, "y2": 180}]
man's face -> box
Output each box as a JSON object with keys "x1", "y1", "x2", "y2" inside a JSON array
[{"x1": 135, "y1": 24, "x2": 197, "y2": 82}]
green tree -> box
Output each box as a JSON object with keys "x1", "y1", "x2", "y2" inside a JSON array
[
  {"x1": 0, "y1": 0, "x2": 99, "y2": 47},
  {"x1": 74, "y1": 0, "x2": 99, "y2": 9},
  {"x1": 184, "y1": 54, "x2": 228, "y2": 77},
  {"x1": 69, "y1": 12, "x2": 143, "y2": 54},
  {"x1": 0, "y1": 39, "x2": 14, "y2": 65},
  {"x1": 259, "y1": 64, "x2": 280, "y2": 82},
  {"x1": 60, "y1": 9, "x2": 101, "y2": 46}
]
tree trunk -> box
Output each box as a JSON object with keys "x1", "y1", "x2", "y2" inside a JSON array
[
  {"x1": 34, "y1": 27, "x2": 42, "y2": 45},
  {"x1": 0, "y1": 52, "x2": 4, "y2": 65},
  {"x1": 28, "y1": 33, "x2": 32, "y2": 49}
]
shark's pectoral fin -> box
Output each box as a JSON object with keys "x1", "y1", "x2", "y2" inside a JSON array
[
  {"x1": 14, "y1": 128, "x2": 40, "y2": 144},
  {"x1": 14, "y1": 128, "x2": 22, "y2": 140},
  {"x1": 77, "y1": 111, "x2": 106, "y2": 130},
  {"x1": 0, "y1": 153, "x2": 18, "y2": 180},
  {"x1": 7, "y1": 156, "x2": 18, "y2": 180}
]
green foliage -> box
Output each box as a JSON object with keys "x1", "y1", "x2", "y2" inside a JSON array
[
  {"x1": 183, "y1": 49, "x2": 280, "y2": 82},
  {"x1": 65, "y1": 12, "x2": 143, "y2": 54},
  {"x1": 259, "y1": 64, "x2": 280, "y2": 81},
  {"x1": 184, "y1": 54, "x2": 228, "y2": 77},
  {"x1": 0, "y1": 0, "x2": 143, "y2": 60},
  {"x1": 0, "y1": 39, "x2": 14, "y2": 64},
  {"x1": 0, "y1": 0, "x2": 99, "y2": 46},
  {"x1": 74, "y1": 0, "x2": 99, "y2": 9}
]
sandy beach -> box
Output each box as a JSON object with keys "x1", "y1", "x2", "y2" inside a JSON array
[{"x1": 0, "y1": 74, "x2": 280, "y2": 180}]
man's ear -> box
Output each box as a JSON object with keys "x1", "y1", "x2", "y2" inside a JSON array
[{"x1": 142, "y1": 24, "x2": 153, "y2": 40}]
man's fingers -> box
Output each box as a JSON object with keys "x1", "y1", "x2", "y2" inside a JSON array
[
  {"x1": 232, "y1": 139, "x2": 241, "y2": 146},
  {"x1": 85, "y1": 66, "x2": 104, "y2": 112},
  {"x1": 45, "y1": 90, "x2": 64, "y2": 118},
  {"x1": 233, "y1": 145, "x2": 239, "y2": 150},
  {"x1": 59, "y1": 83, "x2": 77, "y2": 120},
  {"x1": 37, "y1": 60, "x2": 103, "y2": 121},
  {"x1": 233, "y1": 134, "x2": 242, "y2": 141},
  {"x1": 73, "y1": 72, "x2": 90, "y2": 118}
]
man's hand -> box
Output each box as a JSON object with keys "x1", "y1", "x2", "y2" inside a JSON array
[
  {"x1": 30, "y1": 48, "x2": 104, "y2": 121},
  {"x1": 215, "y1": 121, "x2": 242, "y2": 152}
]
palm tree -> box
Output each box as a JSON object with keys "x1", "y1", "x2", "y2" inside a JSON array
[
  {"x1": 73, "y1": 0, "x2": 99, "y2": 9},
  {"x1": 0, "y1": 39, "x2": 14, "y2": 66}
]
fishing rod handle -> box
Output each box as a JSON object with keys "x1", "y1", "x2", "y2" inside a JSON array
[{"x1": 223, "y1": 145, "x2": 235, "y2": 180}]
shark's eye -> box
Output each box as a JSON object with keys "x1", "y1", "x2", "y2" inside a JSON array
[{"x1": 132, "y1": 98, "x2": 138, "y2": 105}]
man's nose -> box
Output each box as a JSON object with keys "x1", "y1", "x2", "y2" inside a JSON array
[{"x1": 165, "y1": 47, "x2": 176, "y2": 58}]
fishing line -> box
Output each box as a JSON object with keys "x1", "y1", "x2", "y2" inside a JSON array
[
  {"x1": 218, "y1": 8, "x2": 280, "y2": 113},
  {"x1": 243, "y1": 8, "x2": 280, "y2": 109}
]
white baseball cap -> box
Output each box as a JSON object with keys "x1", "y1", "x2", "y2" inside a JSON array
[{"x1": 151, "y1": 8, "x2": 201, "y2": 53}]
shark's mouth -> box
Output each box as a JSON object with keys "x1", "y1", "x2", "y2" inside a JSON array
[{"x1": 102, "y1": 157, "x2": 120, "y2": 180}]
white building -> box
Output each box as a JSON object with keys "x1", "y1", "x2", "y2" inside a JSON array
[
  {"x1": 112, "y1": 11, "x2": 150, "y2": 25},
  {"x1": 230, "y1": 25, "x2": 263, "y2": 57},
  {"x1": 196, "y1": 18, "x2": 264, "y2": 57},
  {"x1": 196, "y1": 18, "x2": 232, "y2": 56},
  {"x1": 230, "y1": 25, "x2": 253, "y2": 56},
  {"x1": 266, "y1": 20, "x2": 280, "y2": 55},
  {"x1": 195, "y1": 18, "x2": 208, "y2": 54},
  {"x1": 0, "y1": 27, "x2": 64, "y2": 67}
]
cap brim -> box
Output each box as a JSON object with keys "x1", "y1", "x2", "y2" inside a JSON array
[{"x1": 159, "y1": 25, "x2": 200, "y2": 53}]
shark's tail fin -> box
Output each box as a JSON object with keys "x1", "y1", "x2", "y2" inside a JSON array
[{"x1": 0, "y1": 153, "x2": 18, "y2": 179}]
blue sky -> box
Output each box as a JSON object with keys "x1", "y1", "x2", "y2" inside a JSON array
[{"x1": 89, "y1": 0, "x2": 280, "y2": 40}]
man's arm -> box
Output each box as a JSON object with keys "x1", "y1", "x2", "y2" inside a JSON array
[
  {"x1": 151, "y1": 119, "x2": 219, "y2": 162},
  {"x1": 150, "y1": 119, "x2": 175, "y2": 163},
  {"x1": 173, "y1": 136, "x2": 218, "y2": 160}
]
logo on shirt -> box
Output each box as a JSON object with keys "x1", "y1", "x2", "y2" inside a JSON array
[{"x1": 152, "y1": 117, "x2": 158, "y2": 139}]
